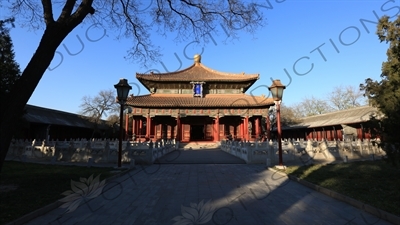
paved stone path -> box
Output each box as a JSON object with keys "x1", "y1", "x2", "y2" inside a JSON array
[
  {"x1": 158, "y1": 149, "x2": 246, "y2": 164},
  {"x1": 26, "y1": 162, "x2": 390, "y2": 225}
]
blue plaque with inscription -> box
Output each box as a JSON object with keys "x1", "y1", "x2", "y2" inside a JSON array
[
  {"x1": 194, "y1": 84, "x2": 201, "y2": 95},
  {"x1": 191, "y1": 81, "x2": 204, "y2": 97}
]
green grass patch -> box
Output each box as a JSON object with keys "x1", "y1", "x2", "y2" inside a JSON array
[
  {"x1": 0, "y1": 161, "x2": 118, "y2": 224},
  {"x1": 280, "y1": 160, "x2": 400, "y2": 216}
]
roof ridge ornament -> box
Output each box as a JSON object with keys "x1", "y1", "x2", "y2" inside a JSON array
[{"x1": 194, "y1": 54, "x2": 201, "y2": 64}]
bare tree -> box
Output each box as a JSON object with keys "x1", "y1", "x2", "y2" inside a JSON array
[
  {"x1": 79, "y1": 89, "x2": 118, "y2": 137},
  {"x1": 0, "y1": 1, "x2": 267, "y2": 171},
  {"x1": 293, "y1": 96, "x2": 333, "y2": 117},
  {"x1": 80, "y1": 89, "x2": 118, "y2": 120},
  {"x1": 328, "y1": 85, "x2": 366, "y2": 110},
  {"x1": 290, "y1": 103, "x2": 305, "y2": 118},
  {"x1": 281, "y1": 104, "x2": 303, "y2": 125},
  {"x1": 284, "y1": 86, "x2": 367, "y2": 120}
]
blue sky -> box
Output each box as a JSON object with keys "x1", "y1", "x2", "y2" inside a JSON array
[{"x1": 3, "y1": 0, "x2": 398, "y2": 114}]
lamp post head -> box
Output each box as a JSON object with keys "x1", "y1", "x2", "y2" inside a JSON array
[
  {"x1": 268, "y1": 79, "x2": 286, "y2": 101},
  {"x1": 114, "y1": 78, "x2": 132, "y2": 104}
]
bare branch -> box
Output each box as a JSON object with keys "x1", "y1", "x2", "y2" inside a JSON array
[
  {"x1": 113, "y1": 0, "x2": 160, "y2": 65},
  {"x1": 167, "y1": 0, "x2": 198, "y2": 32},
  {"x1": 41, "y1": 0, "x2": 54, "y2": 25},
  {"x1": 11, "y1": 0, "x2": 43, "y2": 29},
  {"x1": 67, "y1": 0, "x2": 95, "y2": 30},
  {"x1": 57, "y1": 0, "x2": 76, "y2": 22},
  {"x1": 9, "y1": 0, "x2": 265, "y2": 66}
]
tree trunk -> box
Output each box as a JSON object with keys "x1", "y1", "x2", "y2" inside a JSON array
[{"x1": 0, "y1": 23, "x2": 74, "y2": 172}]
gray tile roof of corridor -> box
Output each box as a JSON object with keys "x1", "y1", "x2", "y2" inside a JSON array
[{"x1": 24, "y1": 162, "x2": 392, "y2": 225}]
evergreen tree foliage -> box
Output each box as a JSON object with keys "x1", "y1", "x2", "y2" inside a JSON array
[
  {"x1": 361, "y1": 15, "x2": 400, "y2": 165},
  {"x1": 0, "y1": 18, "x2": 21, "y2": 109}
]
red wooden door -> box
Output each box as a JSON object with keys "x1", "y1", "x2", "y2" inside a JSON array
[
  {"x1": 167, "y1": 124, "x2": 172, "y2": 139},
  {"x1": 155, "y1": 124, "x2": 162, "y2": 140},
  {"x1": 182, "y1": 124, "x2": 190, "y2": 142},
  {"x1": 219, "y1": 124, "x2": 224, "y2": 140},
  {"x1": 235, "y1": 124, "x2": 241, "y2": 139},
  {"x1": 205, "y1": 124, "x2": 213, "y2": 140}
]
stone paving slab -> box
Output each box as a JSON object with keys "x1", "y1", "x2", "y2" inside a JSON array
[{"x1": 25, "y1": 164, "x2": 392, "y2": 225}]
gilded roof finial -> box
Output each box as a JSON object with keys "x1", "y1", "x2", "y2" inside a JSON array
[{"x1": 194, "y1": 54, "x2": 201, "y2": 64}]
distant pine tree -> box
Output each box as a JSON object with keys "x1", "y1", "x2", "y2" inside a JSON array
[
  {"x1": 0, "y1": 18, "x2": 21, "y2": 111},
  {"x1": 361, "y1": 15, "x2": 400, "y2": 166}
]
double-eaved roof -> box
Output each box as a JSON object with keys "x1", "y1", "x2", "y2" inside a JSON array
[{"x1": 129, "y1": 55, "x2": 273, "y2": 109}]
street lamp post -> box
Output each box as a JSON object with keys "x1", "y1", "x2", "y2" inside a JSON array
[
  {"x1": 268, "y1": 80, "x2": 286, "y2": 166},
  {"x1": 114, "y1": 78, "x2": 132, "y2": 168}
]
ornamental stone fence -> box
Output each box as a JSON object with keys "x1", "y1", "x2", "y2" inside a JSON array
[
  {"x1": 220, "y1": 138, "x2": 386, "y2": 165},
  {"x1": 6, "y1": 138, "x2": 179, "y2": 165}
]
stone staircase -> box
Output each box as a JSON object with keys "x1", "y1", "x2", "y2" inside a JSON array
[{"x1": 179, "y1": 141, "x2": 221, "y2": 150}]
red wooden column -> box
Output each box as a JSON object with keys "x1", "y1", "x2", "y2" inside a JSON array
[
  {"x1": 213, "y1": 119, "x2": 216, "y2": 140},
  {"x1": 139, "y1": 118, "x2": 143, "y2": 139},
  {"x1": 245, "y1": 115, "x2": 249, "y2": 141},
  {"x1": 148, "y1": 116, "x2": 152, "y2": 140},
  {"x1": 146, "y1": 114, "x2": 150, "y2": 139},
  {"x1": 176, "y1": 115, "x2": 181, "y2": 141},
  {"x1": 145, "y1": 114, "x2": 150, "y2": 139},
  {"x1": 125, "y1": 114, "x2": 129, "y2": 140},
  {"x1": 240, "y1": 118, "x2": 244, "y2": 140},
  {"x1": 266, "y1": 115, "x2": 271, "y2": 140},
  {"x1": 255, "y1": 117, "x2": 260, "y2": 139},
  {"x1": 215, "y1": 113, "x2": 220, "y2": 141},
  {"x1": 132, "y1": 117, "x2": 136, "y2": 137}
]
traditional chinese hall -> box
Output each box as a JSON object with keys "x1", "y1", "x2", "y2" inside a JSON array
[{"x1": 125, "y1": 55, "x2": 275, "y2": 142}]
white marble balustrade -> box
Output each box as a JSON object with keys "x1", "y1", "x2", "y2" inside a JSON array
[
  {"x1": 220, "y1": 138, "x2": 386, "y2": 165},
  {"x1": 6, "y1": 138, "x2": 178, "y2": 165}
]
